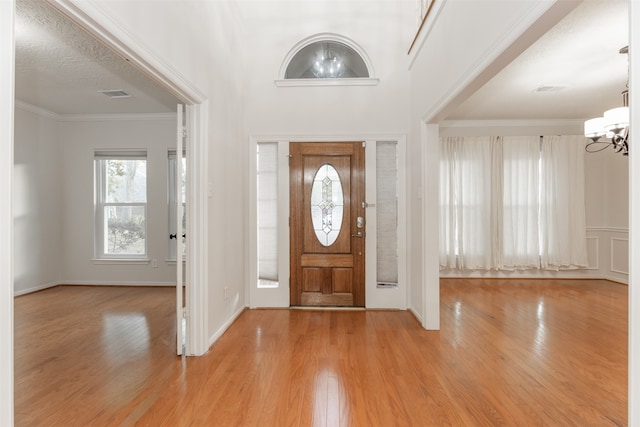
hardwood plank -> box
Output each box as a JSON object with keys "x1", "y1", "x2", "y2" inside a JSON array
[{"x1": 14, "y1": 279, "x2": 627, "y2": 426}]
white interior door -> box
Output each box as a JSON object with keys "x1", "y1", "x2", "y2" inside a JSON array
[{"x1": 176, "y1": 104, "x2": 186, "y2": 355}]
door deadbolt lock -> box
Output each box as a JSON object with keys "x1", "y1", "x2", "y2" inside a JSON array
[{"x1": 356, "y1": 216, "x2": 365, "y2": 229}]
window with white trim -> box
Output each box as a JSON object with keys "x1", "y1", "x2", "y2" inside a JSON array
[
  {"x1": 285, "y1": 40, "x2": 369, "y2": 79},
  {"x1": 94, "y1": 150, "x2": 147, "y2": 259},
  {"x1": 277, "y1": 34, "x2": 378, "y2": 87},
  {"x1": 376, "y1": 142, "x2": 399, "y2": 287}
]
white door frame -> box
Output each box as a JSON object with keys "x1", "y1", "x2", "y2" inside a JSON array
[
  {"x1": 46, "y1": 0, "x2": 210, "y2": 356},
  {"x1": 1, "y1": 1, "x2": 15, "y2": 423}
]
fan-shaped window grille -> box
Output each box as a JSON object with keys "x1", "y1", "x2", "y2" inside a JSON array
[{"x1": 285, "y1": 41, "x2": 369, "y2": 79}]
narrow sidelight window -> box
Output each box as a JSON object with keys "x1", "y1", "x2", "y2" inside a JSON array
[
  {"x1": 257, "y1": 143, "x2": 279, "y2": 288},
  {"x1": 376, "y1": 142, "x2": 398, "y2": 286}
]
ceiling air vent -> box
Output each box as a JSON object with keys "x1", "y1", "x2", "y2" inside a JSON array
[{"x1": 98, "y1": 89, "x2": 132, "y2": 99}]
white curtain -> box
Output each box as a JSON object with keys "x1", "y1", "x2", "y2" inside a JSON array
[
  {"x1": 501, "y1": 136, "x2": 541, "y2": 269},
  {"x1": 439, "y1": 138, "x2": 456, "y2": 268},
  {"x1": 540, "y1": 135, "x2": 588, "y2": 269},
  {"x1": 439, "y1": 136, "x2": 501, "y2": 269},
  {"x1": 440, "y1": 134, "x2": 588, "y2": 271}
]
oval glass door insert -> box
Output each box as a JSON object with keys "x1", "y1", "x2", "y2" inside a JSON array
[{"x1": 310, "y1": 163, "x2": 344, "y2": 246}]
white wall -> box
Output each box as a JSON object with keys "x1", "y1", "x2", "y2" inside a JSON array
[
  {"x1": 85, "y1": 0, "x2": 247, "y2": 346},
  {"x1": 0, "y1": 1, "x2": 15, "y2": 423},
  {"x1": 239, "y1": 1, "x2": 414, "y2": 310},
  {"x1": 13, "y1": 107, "x2": 183, "y2": 291},
  {"x1": 585, "y1": 146, "x2": 629, "y2": 283},
  {"x1": 408, "y1": 0, "x2": 570, "y2": 328},
  {"x1": 14, "y1": 105, "x2": 63, "y2": 295},
  {"x1": 58, "y1": 116, "x2": 177, "y2": 285},
  {"x1": 239, "y1": 1, "x2": 413, "y2": 136}
]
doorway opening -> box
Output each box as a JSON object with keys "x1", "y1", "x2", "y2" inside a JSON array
[{"x1": 14, "y1": 0, "x2": 209, "y2": 356}]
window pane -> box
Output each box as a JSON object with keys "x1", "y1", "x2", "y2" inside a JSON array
[
  {"x1": 104, "y1": 205, "x2": 146, "y2": 255},
  {"x1": 377, "y1": 142, "x2": 398, "y2": 285},
  {"x1": 105, "y1": 159, "x2": 147, "y2": 203},
  {"x1": 257, "y1": 143, "x2": 278, "y2": 284},
  {"x1": 285, "y1": 41, "x2": 369, "y2": 79},
  {"x1": 310, "y1": 163, "x2": 343, "y2": 247}
]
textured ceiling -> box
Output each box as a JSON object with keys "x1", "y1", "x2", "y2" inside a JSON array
[
  {"x1": 446, "y1": 0, "x2": 629, "y2": 121},
  {"x1": 15, "y1": 0, "x2": 179, "y2": 115}
]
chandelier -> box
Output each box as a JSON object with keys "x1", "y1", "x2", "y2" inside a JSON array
[
  {"x1": 312, "y1": 45, "x2": 344, "y2": 78},
  {"x1": 584, "y1": 46, "x2": 630, "y2": 156}
]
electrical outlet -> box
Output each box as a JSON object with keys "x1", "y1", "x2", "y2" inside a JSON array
[
  {"x1": 224, "y1": 286, "x2": 229, "y2": 300},
  {"x1": 151, "y1": 259, "x2": 158, "y2": 268}
]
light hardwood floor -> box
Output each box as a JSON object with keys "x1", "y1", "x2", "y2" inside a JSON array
[{"x1": 14, "y1": 279, "x2": 627, "y2": 426}]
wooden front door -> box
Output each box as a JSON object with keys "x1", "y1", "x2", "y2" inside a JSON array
[{"x1": 290, "y1": 142, "x2": 365, "y2": 307}]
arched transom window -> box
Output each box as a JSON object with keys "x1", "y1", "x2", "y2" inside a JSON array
[
  {"x1": 286, "y1": 41, "x2": 368, "y2": 79},
  {"x1": 277, "y1": 34, "x2": 378, "y2": 86}
]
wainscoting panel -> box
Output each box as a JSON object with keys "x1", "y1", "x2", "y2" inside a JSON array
[
  {"x1": 436, "y1": 228, "x2": 628, "y2": 284},
  {"x1": 585, "y1": 227, "x2": 628, "y2": 284},
  {"x1": 611, "y1": 237, "x2": 629, "y2": 275},
  {"x1": 586, "y1": 236, "x2": 599, "y2": 270}
]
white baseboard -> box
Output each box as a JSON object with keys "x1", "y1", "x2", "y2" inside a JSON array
[
  {"x1": 439, "y1": 272, "x2": 628, "y2": 285},
  {"x1": 207, "y1": 306, "x2": 246, "y2": 349},
  {"x1": 602, "y1": 275, "x2": 629, "y2": 285},
  {"x1": 14, "y1": 281, "x2": 60, "y2": 297},
  {"x1": 409, "y1": 306, "x2": 423, "y2": 324},
  {"x1": 60, "y1": 281, "x2": 176, "y2": 287},
  {"x1": 14, "y1": 281, "x2": 178, "y2": 296}
]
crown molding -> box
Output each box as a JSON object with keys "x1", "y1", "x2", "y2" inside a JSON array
[
  {"x1": 15, "y1": 100, "x2": 175, "y2": 122},
  {"x1": 58, "y1": 112, "x2": 176, "y2": 122},
  {"x1": 440, "y1": 119, "x2": 585, "y2": 128},
  {"x1": 15, "y1": 100, "x2": 59, "y2": 120}
]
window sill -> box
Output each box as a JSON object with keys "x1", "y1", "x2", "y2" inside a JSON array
[
  {"x1": 274, "y1": 78, "x2": 379, "y2": 87},
  {"x1": 92, "y1": 258, "x2": 150, "y2": 265},
  {"x1": 165, "y1": 259, "x2": 186, "y2": 266}
]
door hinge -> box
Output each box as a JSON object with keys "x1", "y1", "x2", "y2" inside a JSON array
[
  {"x1": 362, "y1": 141, "x2": 366, "y2": 148},
  {"x1": 182, "y1": 307, "x2": 188, "y2": 319},
  {"x1": 180, "y1": 127, "x2": 187, "y2": 139}
]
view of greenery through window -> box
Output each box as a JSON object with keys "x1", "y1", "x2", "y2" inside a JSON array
[{"x1": 104, "y1": 159, "x2": 147, "y2": 255}]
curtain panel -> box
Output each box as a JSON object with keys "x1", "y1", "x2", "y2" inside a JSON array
[
  {"x1": 439, "y1": 135, "x2": 588, "y2": 271},
  {"x1": 540, "y1": 135, "x2": 588, "y2": 269}
]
